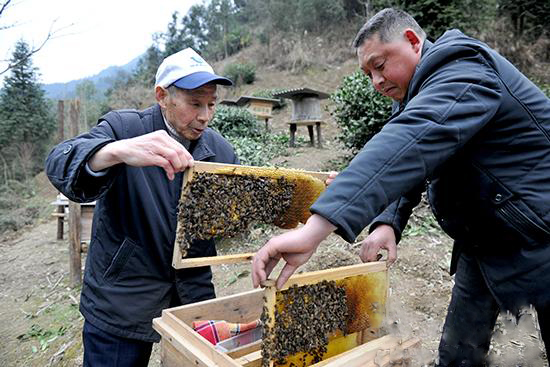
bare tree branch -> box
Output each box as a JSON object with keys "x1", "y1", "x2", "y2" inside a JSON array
[
  {"x1": 0, "y1": 19, "x2": 74, "y2": 75},
  {"x1": 0, "y1": 0, "x2": 13, "y2": 18}
]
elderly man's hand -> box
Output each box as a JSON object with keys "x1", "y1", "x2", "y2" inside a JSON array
[
  {"x1": 252, "y1": 214, "x2": 337, "y2": 289},
  {"x1": 359, "y1": 224, "x2": 397, "y2": 265},
  {"x1": 89, "y1": 130, "x2": 194, "y2": 180},
  {"x1": 325, "y1": 171, "x2": 338, "y2": 186}
]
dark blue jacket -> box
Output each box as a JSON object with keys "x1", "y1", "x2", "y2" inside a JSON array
[
  {"x1": 311, "y1": 30, "x2": 550, "y2": 313},
  {"x1": 46, "y1": 104, "x2": 239, "y2": 341}
]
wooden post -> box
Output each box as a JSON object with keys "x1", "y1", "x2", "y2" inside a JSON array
[
  {"x1": 56, "y1": 204, "x2": 64, "y2": 240},
  {"x1": 307, "y1": 125, "x2": 315, "y2": 146},
  {"x1": 289, "y1": 123, "x2": 297, "y2": 147},
  {"x1": 69, "y1": 99, "x2": 81, "y2": 137},
  {"x1": 57, "y1": 100, "x2": 65, "y2": 143},
  {"x1": 316, "y1": 121, "x2": 323, "y2": 148},
  {"x1": 68, "y1": 201, "x2": 82, "y2": 286}
]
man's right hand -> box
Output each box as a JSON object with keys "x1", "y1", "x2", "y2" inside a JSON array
[
  {"x1": 359, "y1": 224, "x2": 398, "y2": 265},
  {"x1": 88, "y1": 130, "x2": 194, "y2": 180}
]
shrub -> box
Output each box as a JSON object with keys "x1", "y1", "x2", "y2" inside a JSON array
[
  {"x1": 329, "y1": 70, "x2": 392, "y2": 154},
  {"x1": 223, "y1": 63, "x2": 256, "y2": 85},
  {"x1": 228, "y1": 135, "x2": 287, "y2": 166},
  {"x1": 210, "y1": 105, "x2": 262, "y2": 138}
]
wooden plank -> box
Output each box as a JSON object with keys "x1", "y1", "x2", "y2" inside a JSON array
[
  {"x1": 162, "y1": 311, "x2": 241, "y2": 367},
  {"x1": 279, "y1": 261, "x2": 386, "y2": 291},
  {"x1": 154, "y1": 318, "x2": 230, "y2": 367},
  {"x1": 287, "y1": 120, "x2": 325, "y2": 126},
  {"x1": 227, "y1": 340, "x2": 261, "y2": 359},
  {"x1": 177, "y1": 253, "x2": 255, "y2": 269},
  {"x1": 262, "y1": 280, "x2": 277, "y2": 367},
  {"x1": 68, "y1": 201, "x2": 82, "y2": 286},
  {"x1": 169, "y1": 288, "x2": 264, "y2": 324},
  {"x1": 191, "y1": 161, "x2": 331, "y2": 183},
  {"x1": 161, "y1": 338, "x2": 196, "y2": 367},
  {"x1": 311, "y1": 335, "x2": 399, "y2": 367},
  {"x1": 235, "y1": 350, "x2": 261, "y2": 367}
]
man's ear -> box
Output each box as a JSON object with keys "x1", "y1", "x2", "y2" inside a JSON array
[
  {"x1": 404, "y1": 29, "x2": 422, "y2": 53},
  {"x1": 155, "y1": 86, "x2": 168, "y2": 107}
]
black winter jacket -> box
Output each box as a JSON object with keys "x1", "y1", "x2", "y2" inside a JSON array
[
  {"x1": 45, "y1": 104, "x2": 239, "y2": 341},
  {"x1": 311, "y1": 30, "x2": 550, "y2": 313}
]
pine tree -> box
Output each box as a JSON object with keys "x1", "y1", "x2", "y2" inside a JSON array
[{"x1": 0, "y1": 39, "x2": 56, "y2": 180}]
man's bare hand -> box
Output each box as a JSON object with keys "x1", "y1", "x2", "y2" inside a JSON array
[
  {"x1": 359, "y1": 224, "x2": 397, "y2": 265},
  {"x1": 88, "y1": 130, "x2": 194, "y2": 180},
  {"x1": 252, "y1": 214, "x2": 336, "y2": 289}
]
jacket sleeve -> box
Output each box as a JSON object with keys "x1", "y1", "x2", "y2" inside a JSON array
[
  {"x1": 311, "y1": 49, "x2": 502, "y2": 242},
  {"x1": 45, "y1": 120, "x2": 121, "y2": 203},
  {"x1": 369, "y1": 183, "x2": 424, "y2": 243}
]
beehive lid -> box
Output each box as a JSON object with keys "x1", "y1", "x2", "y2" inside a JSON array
[{"x1": 273, "y1": 87, "x2": 329, "y2": 100}]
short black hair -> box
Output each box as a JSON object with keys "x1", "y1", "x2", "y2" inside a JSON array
[{"x1": 352, "y1": 8, "x2": 426, "y2": 48}]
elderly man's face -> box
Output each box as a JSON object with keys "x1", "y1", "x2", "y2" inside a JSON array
[
  {"x1": 357, "y1": 30, "x2": 422, "y2": 102},
  {"x1": 156, "y1": 83, "x2": 217, "y2": 140}
]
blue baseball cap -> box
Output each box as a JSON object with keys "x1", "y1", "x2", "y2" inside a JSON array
[{"x1": 155, "y1": 48, "x2": 233, "y2": 89}]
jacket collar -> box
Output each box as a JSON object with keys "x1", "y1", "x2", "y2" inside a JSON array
[{"x1": 152, "y1": 104, "x2": 215, "y2": 161}]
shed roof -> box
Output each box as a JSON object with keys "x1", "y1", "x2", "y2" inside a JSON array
[{"x1": 273, "y1": 87, "x2": 329, "y2": 100}]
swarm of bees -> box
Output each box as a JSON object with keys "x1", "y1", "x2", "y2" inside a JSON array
[
  {"x1": 176, "y1": 172, "x2": 295, "y2": 256},
  {"x1": 175, "y1": 167, "x2": 326, "y2": 257},
  {"x1": 261, "y1": 281, "x2": 349, "y2": 367}
]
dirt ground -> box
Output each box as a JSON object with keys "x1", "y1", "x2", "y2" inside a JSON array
[{"x1": 0, "y1": 125, "x2": 548, "y2": 366}]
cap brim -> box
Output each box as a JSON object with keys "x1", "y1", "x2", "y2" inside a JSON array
[{"x1": 171, "y1": 71, "x2": 233, "y2": 89}]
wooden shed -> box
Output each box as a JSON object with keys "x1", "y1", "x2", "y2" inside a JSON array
[{"x1": 273, "y1": 88, "x2": 330, "y2": 148}]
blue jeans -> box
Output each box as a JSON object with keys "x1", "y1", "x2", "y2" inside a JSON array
[
  {"x1": 436, "y1": 253, "x2": 549, "y2": 366},
  {"x1": 83, "y1": 320, "x2": 153, "y2": 367}
]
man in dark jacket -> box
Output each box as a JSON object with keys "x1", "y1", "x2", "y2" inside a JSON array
[
  {"x1": 46, "y1": 48, "x2": 238, "y2": 367},
  {"x1": 252, "y1": 8, "x2": 550, "y2": 366}
]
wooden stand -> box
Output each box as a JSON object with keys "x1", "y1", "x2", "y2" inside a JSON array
[
  {"x1": 153, "y1": 262, "x2": 421, "y2": 366},
  {"x1": 288, "y1": 120, "x2": 324, "y2": 148}
]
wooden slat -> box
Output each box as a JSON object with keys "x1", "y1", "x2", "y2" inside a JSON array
[
  {"x1": 311, "y1": 335, "x2": 399, "y2": 367},
  {"x1": 235, "y1": 350, "x2": 261, "y2": 367},
  {"x1": 176, "y1": 253, "x2": 254, "y2": 269},
  {"x1": 278, "y1": 261, "x2": 386, "y2": 291},
  {"x1": 160, "y1": 311, "x2": 241, "y2": 367},
  {"x1": 168, "y1": 288, "x2": 264, "y2": 324},
  {"x1": 227, "y1": 340, "x2": 262, "y2": 359},
  {"x1": 191, "y1": 161, "x2": 331, "y2": 183},
  {"x1": 154, "y1": 318, "x2": 233, "y2": 367}
]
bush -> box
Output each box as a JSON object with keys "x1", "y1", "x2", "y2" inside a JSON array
[
  {"x1": 223, "y1": 63, "x2": 256, "y2": 85},
  {"x1": 228, "y1": 135, "x2": 287, "y2": 166},
  {"x1": 329, "y1": 70, "x2": 392, "y2": 154},
  {"x1": 210, "y1": 105, "x2": 262, "y2": 138}
]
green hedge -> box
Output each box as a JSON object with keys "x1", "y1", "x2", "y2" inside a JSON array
[
  {"x1": 329, "y1": 70, "x2": 392, "y2": 154},
  {"x1": 223, "y1": 63, "x2": 256, "y2": 85}
]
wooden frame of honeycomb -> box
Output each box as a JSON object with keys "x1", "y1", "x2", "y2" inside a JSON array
[{"x1": 172, "y1": 161, "x2": 331, "y2": 269}]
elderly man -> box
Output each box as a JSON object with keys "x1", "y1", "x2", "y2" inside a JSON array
[
  {"x1": 252, "y1": 8, "x2": 550, "y2": 366},
  {"x1": 46, "y1": 48, "x2": 238, "y2": 367}
]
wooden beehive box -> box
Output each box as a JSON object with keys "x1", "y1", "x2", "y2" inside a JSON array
[
  {"x1": 153, "y1": 262, "x2": 420, "y2": 366},
  {"x1": 172, "y1": 161, "x2": 331, "y2": 269}
]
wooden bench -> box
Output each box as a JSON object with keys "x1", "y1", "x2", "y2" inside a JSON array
[{"x1": 288, "y1": 120, "x2": 324, "y2": 148}]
